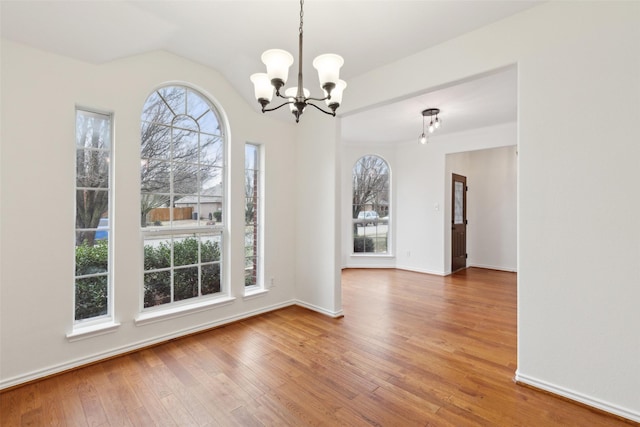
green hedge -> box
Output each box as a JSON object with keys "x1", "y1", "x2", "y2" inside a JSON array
[
  {"x1": 353, "y1": 236, "x2": 375, "y2": 253},
  {"x1": 75, "y1": 237, "x2": 221, "y2": 320}
]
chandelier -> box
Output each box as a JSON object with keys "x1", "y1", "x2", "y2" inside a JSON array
[
  {"x1": 419, "y1": 108, "x2": 441, "y2": 144},
  {"x1": 250, "y1": 0, "x2": 346, "y2": 123}
]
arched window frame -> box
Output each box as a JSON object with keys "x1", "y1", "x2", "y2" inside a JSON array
[
  {"x1": 138, "y1": 84, "x2": 229, "y2": 316},
  {"x1": 352, "y1": 155, "x2": 391, "y2": 255}
]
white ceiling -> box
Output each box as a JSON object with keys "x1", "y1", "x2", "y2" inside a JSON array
[{"x1": 1, "y1": 0, "x2": 535, "y2": 142}]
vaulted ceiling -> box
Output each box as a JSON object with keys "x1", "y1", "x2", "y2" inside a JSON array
[{"x1": 1, "y1": 1, "x2": 538, "y2": 142}]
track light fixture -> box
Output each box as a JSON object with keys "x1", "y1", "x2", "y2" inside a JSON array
[
  {"x1": 419, "y1": 108, "x2": 441, "y2": 144},
  {"x1": 250, "y1": 0, "x2": 346, "y2": 123}
]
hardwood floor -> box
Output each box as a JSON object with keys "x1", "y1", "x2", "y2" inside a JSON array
[{"x1": 1, "y1": 268, "x2": 636, "y2": 426}]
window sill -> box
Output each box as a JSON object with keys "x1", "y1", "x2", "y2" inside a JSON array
[
  {"x1": 67, "y1": 320, "x2": 121, "y2": 342},
  {"x1": 243, "y1": 288, "x2": 269, "y2": 300},
  {"x1": 135, "y1": 296, "x2": 236, "y2": 326}
]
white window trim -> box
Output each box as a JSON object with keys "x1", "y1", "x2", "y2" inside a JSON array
[
  {"x1": 351, "y1": 155, "x2": 392, "y2": 256},
  {"x1": 73, "y1": 107, "x2": 114, "y2": 332},
  {"x1": 139, "y1": 85, "x2": 228, "y2": 314},
  {"x1": 67, "y1": 320, "x2": 120, "y2": 342},
  {"x1": 135, "y1": 295, "x2": 235, "y2": 326},
  {"x1": 244, "y1": 142, "x2": 264, "y2": 295}
]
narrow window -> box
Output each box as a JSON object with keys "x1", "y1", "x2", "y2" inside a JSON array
[
  {"x1": 352, "y1": 155, "x2": 390, "y2": 254},
  {"x1": 140, "y1": 86, "x2": 225, "y2": 309},
  {"x1": 74, "y1": 109, "x2": 112, "y2": 322},
  {"x1": 245, "y1": 143, "x2": 261, "y2": 289}
]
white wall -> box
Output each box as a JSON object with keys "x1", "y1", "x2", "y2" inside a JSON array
[
  {"x1": 294, "y1": 114, "x2": 342, "y2": 317},
  {"x1": 340, "y1": 1, "x2": 640, "y2": 421},
  {"x1": 0, "y1": 41, "x2": 298, "y2": 388}
]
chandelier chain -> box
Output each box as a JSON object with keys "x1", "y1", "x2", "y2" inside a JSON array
[{"x1": 299, "y1": 0, "x2": 304, "y2": 35}]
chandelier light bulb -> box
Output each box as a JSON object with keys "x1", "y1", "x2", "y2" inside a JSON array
[
  {"x1": 313, "y1": 54, "x2": 344, "y2": 91},
  {"x1": 419, "y1": 133, "x2": 427, "y2": 144},
  {"x1": 428, "y1": 121, "x2": 435, "y2": 133},
  {"x1": 250, "y1": 73, "x2": 274, "y2": 103},
  {"x1": 434, "y1": 116, "x2": 440, "y2": 129},
  {"x1": 261, "y1": 49, "x2": 294, "y2": 88}
]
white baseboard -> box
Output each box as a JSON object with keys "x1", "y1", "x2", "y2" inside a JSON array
[
  {"x1": 468, "y1": 263, "x2": 517, "y2": 273},
  {"x1": 395, "y1": 265, "x2": 446, "y2": 276},
  {"x1": 295, "y1": 299, "x2": 344, "y2": 318},
  {"x1": 0, "y1": 300, "x2": 297, "y2": 391},
  {"x1": 515, "y1": 371, "x2": 640, "y2": 423}
]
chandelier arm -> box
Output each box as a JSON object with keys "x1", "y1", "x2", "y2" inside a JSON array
[
  {"x1": 305, "y1": 95, "x2": 330, "y2": 102},
  {"x1": 261, "y1": 100, "x2": 295, "y2": 113},
  {"x1": 305, "y1": 102, "x2": 336, "y2": 117},
  {"x1": 274, "y1": 91, "x2": 292, "y2": 100}
]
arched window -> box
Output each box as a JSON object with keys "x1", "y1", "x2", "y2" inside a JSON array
[
  {"x1": 352, "y1": 155, "x2": 390, "y2": 254},
  {"x1": 140, "y1": 85, "x2": 225, "y2": 309}
]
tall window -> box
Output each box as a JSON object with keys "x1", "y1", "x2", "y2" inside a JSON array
[
  {"x1": 140, "y1": 86, "x2": 224, "y2": 309},
  {"x1": 245, "y1": 143, "x2": 261, "y2": 289},
  {"x1": 352, "y1": 155, "x2": 390, "y2": 254},
  {"x1": 75, "y1": 109, "x2": 112, "y2": 322}
]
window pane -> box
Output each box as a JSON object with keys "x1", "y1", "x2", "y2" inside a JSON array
[
  {"x1": 187, "y1": 90, "x2": 210, "y2": 121},
  {"x1": 245, "y1": 144, "x2": 258, "y2": 169},
  {"x1": 201, "y1": 235, "x2": 221, "y2": 263},
  {"x1": 201, "y1": 136, "x2": 223, "y2": 166},
  {"x1": 244, "y1": 268, "x2": 256, "y2": 287},
  {"x1": 158, "y1": 86, "x2": 186, "y2": 115},
  {"x1": 174, "y1": 266, "x2": 199, "y2": 301},
  {"x1": 76, "y1": 149, "x2": 109, "y2": 188},
  {"x1": 144, "y1": 270, "x2": 171, "y2": 308},
  {"x1": 198, "y1": 110, "x2": 221, "y2": 135},
  {"x1": 144, "y1": 238, "x2": 171, "y2": 270},
  {"x1": 200, "y1": 166, "x2": 223, "y2": 197},
  {"x1": 75, "y1": 189, "x2": 109, "y2": 231},
  {"x1": 141, "y1": 160, "x2": 171, "y2": 194},
  {"x1": 141, "y1": 123, "x2": 172, "y2": 160},
  {"x1": 202, "y1": 263, "x2": 221, "y2": 295},
  {"x1": 454, "y1": 181, "x2": 464, "y2": 225},
  {"x1": 172, "y1": 162, "x2": 198, "y2": 196},
  {"x1": 76, "y1": 110, "x2": 111, "y2": 149},
  {"x1": 75, "y1": 237, "x2": 108, "y2": 275},
  {"x1": 75, "y1": 275, "x2": 108, "y2": 320},
  {"x1": 173, "y1": 236, "x2": 199, "y2": 266},
  {"x1": 173, "y1": 129, "x2": 199, "y2": 161},
  {"x1": 142, "y1": 92, "x2": 170, "y2": 124}
]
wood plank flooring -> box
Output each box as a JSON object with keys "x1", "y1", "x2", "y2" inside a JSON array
[{"x1": 1, "y1": 267, "x2": 636, "y2": 426}]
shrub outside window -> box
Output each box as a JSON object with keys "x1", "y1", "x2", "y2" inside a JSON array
[
  {"x1": 352, "y1": 155, "x2": 390, "y2": 254},
  {"x1": 140, "y1": 85, "x2": 225, "y2": 309},
  {"x1": 74, "y1": 109, "x2": 112, "y2": 322}
]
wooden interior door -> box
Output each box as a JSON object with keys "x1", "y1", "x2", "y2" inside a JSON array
[{"x1": 451, "y1": 173, "x2": 467, "y2": 272}]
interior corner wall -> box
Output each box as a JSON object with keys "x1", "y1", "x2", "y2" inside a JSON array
[
  {"x1": 0, "y1": 40, "x2": 298, "y2": 388},
  {"x1": 341, "y1": 1, "x2": 640, "y2": 421},
  {"x1": 294, "y1": 114, "x2": 342, "y2": 317}
]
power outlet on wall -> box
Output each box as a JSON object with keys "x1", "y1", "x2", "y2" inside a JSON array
[{"x1": 269, "y1": 277, "x2": 275, "y2": 288}]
